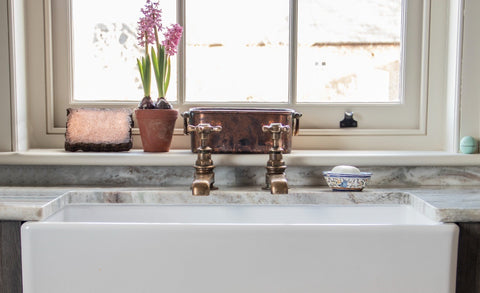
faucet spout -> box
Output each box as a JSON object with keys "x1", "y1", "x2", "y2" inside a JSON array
[
  {"x1": 191, "y1": 176, "x2": 214, "y2": 196},
  {"x1": 267, "y1": 174, "x2": 289, "y2": 194},
  {"x1": 190, "y1": 152, "x2": 219, "y2": 196}
]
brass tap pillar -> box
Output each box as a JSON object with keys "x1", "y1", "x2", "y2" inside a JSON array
[
  {"x1": 262, "y1": 123, "x2": 290, "y2": 194},
  {"x1": 187, "y1": 123, "x2": 222, "y2": 196}
]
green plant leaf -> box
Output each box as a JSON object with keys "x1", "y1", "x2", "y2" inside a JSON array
[
  {"x1": 137, "y1": 57, "x2": 148, "y2": 97},
  {"x1": 158, "y1": 46, "x2": 166, "y2": 97},
  {"x1": 164, "y1": 57, "x2": 171, "y2": 96},
  {"x1": 137, "y1": 58, "x2": 144, "y2": 80},
  {"x1": 151, "y1": 47, "x2": 162, "y2": 99},
  {"x1": 144, "y1": 54, "x2": 151, "y2": 96}
]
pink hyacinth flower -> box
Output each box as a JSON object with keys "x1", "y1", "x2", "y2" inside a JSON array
[
  {"x1": 162, "y1": 24, "x2": 183, "y2": 56},
  {"x1": 137, "y1": 0, "x2": 162, "y2": 47}
]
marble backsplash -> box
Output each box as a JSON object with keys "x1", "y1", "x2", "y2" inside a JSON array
[{"x1": 0, "y1": 165, "x2": 480, "y2": 187}]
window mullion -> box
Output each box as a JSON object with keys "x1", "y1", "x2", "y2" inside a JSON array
[
  {"x1": 289, "y1": 0, "x2": 298, "y2": 105},
  {"x1": 177, "y1": 0, "x2": 186, "y2": 105}
]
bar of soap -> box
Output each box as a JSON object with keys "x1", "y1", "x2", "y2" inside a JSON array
[
  {"x1": 65, "y1": 108, "x2": 133, "y2": 152},
  {"x1": 331, "y1": 165, "x2": 360, "y2": 174}
]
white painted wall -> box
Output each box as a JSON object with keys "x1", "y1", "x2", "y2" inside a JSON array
[
  {"x1": 8, "y1": 0, "x2": 29, "y2": 151},
  {"x1": 460, "y1": 0, "x2": 480, "y2": 142}
]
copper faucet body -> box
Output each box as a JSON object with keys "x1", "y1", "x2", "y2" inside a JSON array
[
  {"x1": 187, "y1": 124, "x2": 222, "y2": 196},
  {"x1": 262, "y1": 123, "x2": 290, "y2": 194}
]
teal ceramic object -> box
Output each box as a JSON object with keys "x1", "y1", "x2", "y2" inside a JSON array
[{"x1": 460, "y1": 136, "x2": 477, "y2": 154}]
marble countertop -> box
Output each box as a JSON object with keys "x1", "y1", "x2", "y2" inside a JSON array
[{"x1": 1, "y1": 186, "x2": 480, "y2": 222}]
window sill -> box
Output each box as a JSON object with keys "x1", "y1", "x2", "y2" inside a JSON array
[{"x1": 0, "y1": 149, "x2": 478, "y2": 166}]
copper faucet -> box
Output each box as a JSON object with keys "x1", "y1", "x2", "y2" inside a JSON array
[
  {"x1": 262, "y1": 123, "x2": 290, "y2": 194},
  {"x1": 187, "y1": 123, "x2": 222, "y2": 196}
]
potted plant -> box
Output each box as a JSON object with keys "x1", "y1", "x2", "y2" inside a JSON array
[{"x1": 135, "y1": 0, "x2": 183, "y2": 152}]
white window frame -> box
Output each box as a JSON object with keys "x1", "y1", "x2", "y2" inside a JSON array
[
  {"x1": 11, "y1": 0, "x2": 467, "y2": 151},
  {"x1": 0, "y1": 0, "x2": 12, "y2": 152}
]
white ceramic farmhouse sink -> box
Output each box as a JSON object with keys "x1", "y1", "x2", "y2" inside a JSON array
[{"x1": 22, "y1": 204, "x2": 458, "y2": 293}]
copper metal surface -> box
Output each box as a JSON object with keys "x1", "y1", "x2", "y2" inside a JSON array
[
  {"x1": 262, "y1": 123, "x2": 290, "y2": 194},
  {"x1": 188, "y1": 123, "x2": 222, "y2": 196},
  {"x1": 182, "y1": 108, "x2": 302, "y2": 154}
]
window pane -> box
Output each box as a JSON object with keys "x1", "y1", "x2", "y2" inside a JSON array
[
  {"x1": 297, "y1": 0, "x2": 402, "y2": 103},
  {"x1": 186, "y1": 0, "x2": 289, "y2": 103},
  {"x1": 71, "y1": 0, "x2": 176, "y2": 101}
]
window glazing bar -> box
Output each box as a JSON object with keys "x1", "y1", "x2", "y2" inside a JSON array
[
  {"x1": 177, "y1": 0, "x2": 186, "y2": 104},
  {"x1": 289, "y1": 0, "x2": 298, "y2": 105}
]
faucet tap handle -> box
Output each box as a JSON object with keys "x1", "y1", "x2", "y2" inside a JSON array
[
  {"x1": 262, "y1": 123, "x2": 290, "y2": 150},
  {"x1": 188, "y1": 123, "x2": 222, "y2": 149}
]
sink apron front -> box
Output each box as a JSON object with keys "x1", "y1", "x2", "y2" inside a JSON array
[{"x1": 21, "y1": 205, "x2": 459, "y2": 293}]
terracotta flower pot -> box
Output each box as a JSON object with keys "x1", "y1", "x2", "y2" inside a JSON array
[{"x1": 135, "y1": 109, "x2": 178, "y2": 152}]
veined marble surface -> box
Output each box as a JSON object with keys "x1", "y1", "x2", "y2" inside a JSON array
[
  {"x1": 0, "y1": 165, "x2": 480, "y2": 187},
  {"x1": 1, "y1": 186, "x2": 480, "y2": 223}
]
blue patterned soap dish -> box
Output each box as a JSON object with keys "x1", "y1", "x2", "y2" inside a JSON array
[{"x1": 322, "y1": 171, "x2": 372, "y2": 191}]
